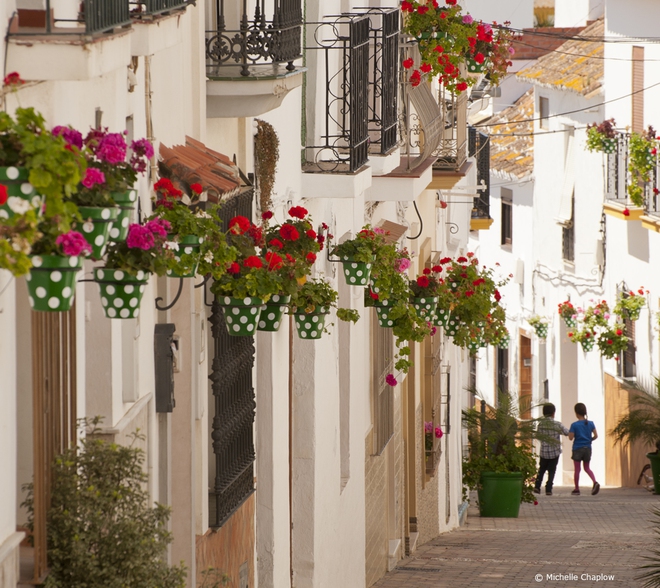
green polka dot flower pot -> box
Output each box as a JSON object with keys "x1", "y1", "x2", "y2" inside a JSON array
[
  {"x1": 109, "y1": 190, "x2": 137, "y2": 242},
  {"x1": 563, "y1": 317, "x2": 577, "y2": 328},
  {"x1": 27, "y1": 255, "x2": 83, "y2": 312},
  {"x1": 219, "y1": 296, "x2": 263, "y2": 336},
  {"x1": 433, "y1": 307, "x2": 451, "y2": 327},
  {"x1": 602, "y1": 138, "x2": 617, "y2": 155},
  {"x1": 0, "y1": 166, "x2": 40, "y2": 220},
  {"x1": 626, "y1": 308, "x2": 641, "y2": 321},
  {"x1": 341, "y1": 257, "x2": 373, "y2": 286},
  {"x1": 413, "y1": 296, "x2": 439, "y2": 320},
  {"x1": 167, "y1": 235, "x2": 202, "y2": 279},
  {"x1": 258, "y1": 294, "x2": 291, "y2": 332},
  {"x1": 94, "y1": 268, "x2": 150, "y2": 319},
  {"x1": 498, "y1": 335, "x2": 510, "y2": 349},
  {"x1": 294, "y1": 308, "x2": 329, "y2": 340},
  {"x1": 467, "y1": 339, "x2": 483, "y2": 353},
  {"x1": 374, "y1": 300, "x2": 395, "y2": 328},
  {"x1": 534, "y1": 324, "x2": 549, "y2": 339},
  {"x1": 580, "y1": 337, "x2": 595, "y2": 352},
  {"x1": 77, "y1": 206, "x2": 119, "y2": 260},
  {"x1": 445, "y1": 315, "x2": 460, "y2": 337},
  {"x1": 466, "y1": 58, "x2": 486, "y2": 74}
]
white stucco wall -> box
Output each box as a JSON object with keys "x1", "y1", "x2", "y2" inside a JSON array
[
  {"x1": 460, "y1": 0, "x2": 534, "y2": 29},
  {"x1": 554, "y1": 0, "x2": 604, "y2": 26}
]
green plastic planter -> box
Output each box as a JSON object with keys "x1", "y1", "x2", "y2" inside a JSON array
[
  {"x1": 26, "y1": 255, "x2": 83, "y2": 312},
  {"x1": 0, "y1": 166, "x2": 40, "y2": 220},
  {"x1": 413, "y1": 296, "x2": 438, "y2": 320},
  {"x1": 580, "y1": 337, "x2": 595, "y2": 352},
  {"x1": 564, "y1": 317, "x2": 577, "y2": 328},
  {"x1": 294, "y1": 308, "x2": 329, "y2": 340},
  {"x1": 258, "y1": 294, "x2": 291, "y2": 332},
  {"x1": 445, "y1": 315, "x2": 460, "y2": 337},
  {"x1": 647, "y1": 453, "x2": 660, "y2": 495},
  {"x1": 626, "y1": 308, "x2": 641, "y2": 321},
  {"x1": 341, "y1": 257, "x2": 372, "y2": 286},
  {"x1": 602, "y1": 138, "x2": 617, "y2": 154},
  {"x1": 94, "y1": 268, "x2": 150, "y2": 319},
  {"x1": 77, "y1": 206, "x2": 119, "y2": 259},
  {"x1": 434, "y1": 307, "x2": 451, "y2": 327},
  {"x1": 109, "y1": 190, "x2": 137, "y2": 242},
  {"x1": 219, "y1": 296, "x2": 263, "y2": 336},
  {"x1": 374, "y1": 300, "x2": 396, "y2": 328},
  {"x1": 166, "y1": 235, "x2": 202, "y2": 278},
  {"x1": 478, "y1": 472, "x2": 523, "y2": 518},
  {"x1": 534, "y1": 324, "x2": 549, "y2": 339},
  {"x1": 466, "y1": 58, "x2": 486, "y2": 74}
]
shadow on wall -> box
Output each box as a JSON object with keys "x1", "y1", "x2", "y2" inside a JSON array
[{"x1": 627, "y1": 222, "x2": 650, "y2": 263}]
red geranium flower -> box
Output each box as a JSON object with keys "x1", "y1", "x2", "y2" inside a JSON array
[
  {"x1": 456, "y1": 82, "x2": 468, "y2": 92},
  {"x1": 623, "y1": 208, "x2": 630, "y2": 216},
  {"x1": 401, "y1": 1, "x2": 413, "y2": 12},
  {"x1": 410, "y1": 70, "x2": 421, "y2": 87},
  {"x1": 265, "y1": 251, "x2": 283, "y2": 270},
  {"x1": 262, "y1": 210, "x2": 274, "y2": 220},
  {"x1": 269, "y1": 238, "x2": 284, "y2": 250},
  {"x1": 432, "y1": 265, "x2": 442, "y2": 273},
  {"x1": 457, "y1": 256, "x2": 467, "y2": 263},
  {"x1": 227, "y1": 262, "x2": 240, "y2": 274},
  {"x1": 417, "y1": 5, "x2": 429, "y2": 14},
  {"x1": 369, "y1": 289, "x2": 379, "y2": 300},
  {"x1": 190, "y1": 183, "x2": 203, "y2": 195},
  {"x1": 421, "y1": 63, "x2": 432, "y2": 74},
  {"x1": 417, "y1": 276, "x2": 430, "y2": 288},
  {"x1": 229, "y1": 215, "x2": 251, "y2": 234},
  {"x1": 3, "y1": 72, "x2": 24, "y2": 86},
  {"x1": 306, "y1": 252, "x2": 317, "y2": 264},
  {"x1": 285, "y1": 253, "x2": 295, "y2": 263},
  {"x1": 280, "y1": 224, "x2": 300, "y2": 241},
  {"x1": 403, "y1": 58, "x2": 414, "y2": 69},
  {"x1": 243, "y1": 256, "x2": 263, "y2": 269},
  {"x1": 423, "y1": 268, "x2": 431, "y2": 275},
  {"x1": 288, "y1": 206, "x2": 308, "y2": 219},
  {"x1": 494, "y1": 290, "x2": 501, "y2": 302},
  {"x1": 0, "y1": 184, "x2": 7, "y2": 206},
  {"x1": 474, "y1": 52, "x2": 485, "y2": 64},
  {"x1": 306, "y1": 229, "x2": 317, "y2": 240},
  {"x1": 616, "y1": 329, "x2": 623, "y2": 336}
]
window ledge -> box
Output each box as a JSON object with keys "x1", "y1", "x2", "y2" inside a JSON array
[
  {"x1": 640, "y1": 215, "x2": 660, "y2": 233},
  {"x1": 603, "y1": 201, "x2": 644, "y2": 221},
  {"x1": 470, "y1": 217, "x2": 494, "y2": 231}
]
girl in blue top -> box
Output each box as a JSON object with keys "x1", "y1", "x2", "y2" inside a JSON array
[{"x1": 568, "y1": 403, "x2": 600, "y2": 496}]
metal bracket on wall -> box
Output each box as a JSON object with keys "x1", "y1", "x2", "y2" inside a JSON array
[
  {"x1": 445, "y1": 222, "x2": 459, "y2": 234},
  {"x1": 155, "y1": 277, "x2": 184, "y2": 311}
]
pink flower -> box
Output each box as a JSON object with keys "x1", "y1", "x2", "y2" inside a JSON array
[
  {"x1": 81, "y1": 167, "x2": 105, "y2": 188},
  {"x1": 145, "y1": 218, "x2": 170, "y2": 238},
  {"x1": 434, "y1": 426, "x2": 443, "y2": 439},
  {"x1": 55, "y1": 231, "x2": 92, "y2": 257},
  {"x1": 126, "y1": 224, "x2": 155, "y2": 250},
  {"x1": 53, "y1": 126, "x2": 83, "y2": 150},
  {"x1": 462, "y1": 14, "x2": 473, "y2": 24},
  {"x1": 398, "y1": 257, "x2": 411, "y2": 273},
  {"x1": 97, "y1": 133, "x2": 127, "y2": 164},
  {"x1": 386, "y1": 374, "x2": 398, "y2": 387},
  {"x1": 430, "y1": 326, "x2": 437, "y2": 336},
  {"x1": 131, "y1": 138, "x2": 154, "y2": 160},
  {"x1": 424, "y1": 421, "x2": 433, "y2": 433}
]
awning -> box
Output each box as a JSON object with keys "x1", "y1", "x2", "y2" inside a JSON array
[{"x1": 555, "y1": 132, "x2": 575, "y2": 225}]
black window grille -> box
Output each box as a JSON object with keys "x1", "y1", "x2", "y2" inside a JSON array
[
  {"x1": 501, "y1": 189, "x2": 512, "y2": 246},
  {"x1": 208, "y1": 188, "x2": 256, "y2": 528},
  {"x1": 303, "y1": 15, "x2": 370, "y2": 173},
  {"x1": 619, "y1": 315, "x2": 637, "y2": 380},
  {"x1": 496, "y1": 348, "x2": 509, "y2": 398},
  {"x1": 605, "y1": 133, "x2": 629, "y2": 203},
  {"x1": 372, "y1": 312, "x2": 394, "y2": 455},
  {"x1": 469, "y1": 126, "x2": 490, "y2": 219},
  {"x1": 540, "y1": 97, "x2": 549, "y2": 129},
  {"x1": 562, "y1": 196, "x2": 575, "y2": 262},
  {"x1": 130, "y1": 0, "x2": 194, "y2": 16}
]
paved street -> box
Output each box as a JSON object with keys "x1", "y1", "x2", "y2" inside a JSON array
[{"x1": 374, "y1": 487, "x2": 659, "y2": 588}]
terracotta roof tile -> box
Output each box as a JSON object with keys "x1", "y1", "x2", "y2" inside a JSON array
[
  {"x1": 486, "y1": 89, "x2": 534, "y2": 179},
  {"x1": 159, "y1": 137, "x2": 242, "y2": 203},
  {"x1": 512, "y1": 27, "x2": 586, "y2": 60},
  {"x1": 516, "y1": 19, "x2": 603, "y2": 97}
]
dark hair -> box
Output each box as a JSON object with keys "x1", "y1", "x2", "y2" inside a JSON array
[
  {"x1": 542, "y1": 403, "x2": 556, "y2": 417},
  {"x1": 575, "y1": 402, "x2": 589, "y2": 427}
]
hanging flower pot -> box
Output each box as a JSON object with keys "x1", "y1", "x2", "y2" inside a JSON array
[
  {"x1": 498, "y1": 334, "x2": 510, "y2": 349},
  {"x1": 534, "y1": 324, "x2": 549, "y2": 339},
  {"x1": 466, "y1": 58, "x2": 486, "y2": 74},
  {"x1": 93, "y1": 268, "x2": 150, "y2": 319},
  {"x1": 601, "y1": 138, "x2": 617, "y2": 154},
  {"x1": 626, "y1": 308, "x2": 641, "y2": 321},
  {"x1": 433, "y1": 307, "x2": 451, "y2": 327},
  {"x1": 219, "y1": 296, "x2": 263, "y2": 336},
  {"x1": 166, "y1": 235, "x2": 202, "y2": 279},
  {"x1": 26, "y1": 254, "x2": 83, "y2": 312},
  {"x1": 109, "y1": 189, "x2": 137, "y2": 242},
  {"x1": 341, "y1": 257, "x2": 373, "y2": 286},
  {"x1": 564, "y1": 317, "x2": 577, "y2": 328},
  {"x1": 294, "y1": 308, "x2": 329, "y2": 340},
  {"x1": 445, "y1": 315, "x2": 460, "y2": 337},
  {"x1": 77, "y1": 206, "x2": 119, "y2": 259},
  {"x1": 467, "y1": 338, "x2": 482, "y2": 352},
  {"x1": 258, "y1": 294, "x2": 291, "y2": 332},
  {"x1": 413, "y1": 296, "x2": 439, "y2": 320},
  {"x1": 374, "y1": 299, "x2": 396, "y2": 328},
  {"x1": 580, "y1": 337, "x2": 595, "y2": 352},
  {"x1": 0, "y1": 166, "x2": 39, "y2": 220}
]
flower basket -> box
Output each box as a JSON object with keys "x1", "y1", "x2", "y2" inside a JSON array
[
  {"x1": 445, "y1": 315, "x2": 460, "y2": 337},
  {"x1": 533, "y1": 323, "x2": 548, "y2": 339},
  {"x1": 93, "y1": 268, "x2": 149, "y2": 319},
  {"x1": 77, "y1": 206, "x2": 119, "y2": 259},
  {"x1": 627, "y1": 308, "x2": 641, "y2": 321},
  {"x1": 467, "y1": 338, "x2": 483, "y2": 352},
  {"x1": 340, "y1": 257, "x2": 373, "y2": 286},
  {"x1": 0, "y1": 166, "x2": 38, "y2": 219},
  {"x1": 466, "y1": 58, "x2": 486, "y2": 74},
  {"x1": 602, "y1": 138, "x2": 617, "y2": 154},
  {"x1": 27, "y1": 254, "x2": 82, "y2": 311},
  {"x1": 564, "y1": 316, "x2": 577, "y2": 328},
  {"x1": 109, "y1": 189, "x2": 137, "y2": 242},
  {"x1": 375, "y1": 300, "x2": 395, "y2": 328},
  {"x1": 413, "y1": 296, "x2": 438, "y2": 320},
  {"x1": 498, "y1": 334, "x2": 510, "y2": 349},
  {"x1": 294, "y1": 308, "x2": 329, "y2": 340},
  {"x1": 166, "y1": 235, "x2": 202, "y2": 278},
  {"x1": 219, "y1": 296, "x2": 263, "y2": 336},
  {"x1": 433, "y1": 306, "x2": 451, "y2": 327},
  {"x1": 258, "y1": 294, "x2": 291, "y2": 332},
  {"x1": 580, "y1": 337, "x2": 595, "y2": 352}
]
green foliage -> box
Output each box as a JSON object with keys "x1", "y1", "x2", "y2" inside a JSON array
[
  {"x1": 199, "y1": 567, "x2": 233, "y2": 588},
  {"x1": 104, "y1": 223, "x2": 174, "y2": 277},
  {"x1": 636, "y1": 507, "x2": 660, "y2": 587},
  {"x1": 527, "y1": 315, "x2": 548, "y2": 328},
  {"x1": 611, "y1": 377, "x2": 660, "y2": 448},
  {"x1": 462, "y1": 390, "x2": 540, "y2": 505},
  {"x1": 21, "y1": 418, "x2": 186, "y2": 588},
  {"x1": 614, "y1": 288, "x2": 647, "y2": 319},
  {"x1": 596, "y1": 323, "x2": 629, "y2": 359},
  {"x1": 254, "y1": 120, "x2": 279, "y2": 213},
  {"x1": 585, "y1": 119, "x2": 617, "y2": 152},
  {"x1": 331, "y1": 226, "x2": 385, "y2": 264},
  {"x1": 0, "y1": 207, "x2": 40, "y2": 276},
  {"x1": 290, "y1": 277, "x2": 358, "y2": 325},
  {"x1": 627, "y1": 128, "x2": 658, "y2": 207}
]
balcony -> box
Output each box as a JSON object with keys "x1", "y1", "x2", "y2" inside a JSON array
[
  {"x1": 469, "y1": 127, "x2": 493, "y2": 231},
  {"x1": 205, "y1": 0, "x2": 304, "y2": 118},
  {"x1": 130, "y1": 0, "x2": 193, "y2": 17},
  {"x1": 7, "y1": 0, "x2": 132, "y2": 81}
]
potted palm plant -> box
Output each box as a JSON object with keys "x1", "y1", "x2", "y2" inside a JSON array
[
  {"x1": 611, "y1": 377, "x2": 660, "y2": 495},
  {"x1": 462, "y1": 390, "x2": 539, "y2": 517}
]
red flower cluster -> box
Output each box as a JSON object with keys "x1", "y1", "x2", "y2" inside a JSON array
[
  {"x1": 229, "y1": 215, "x2": 251, "y2": 235},
  {"x1": 280, "y1": 224, "x2": 299, "y2": 241},
  {"x1": 243, "y1": 256, "x2": 263, "y2": 269},
  {"x1": 288, "y1": 206, "x2": 308, "y2": 219},
  {"x1": 417, "y1": 276, "x2": 430, "y2": 288},
  {"x1": 265, "y1": 251, "x2": 283, "y2": 270},
  {"x1": 0, "y1": 184, "x2": 7, "y2": 206},
  {"x1": 262, "y1": 210, "x2": 274, "y2": 220},
  {"x1": 3, "y1": 72, "x2": 24, "y2": 87},
  {"x1": 190, "y1": 183, "x2": 203, "y2": 195}
]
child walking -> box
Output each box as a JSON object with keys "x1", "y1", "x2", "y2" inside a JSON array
[
  {"x1": 568, "y1": 402, "x2": 600, "y2": 496},
  {"x1": 534, "y1": 403, "x2": 569, "y2": 496}
]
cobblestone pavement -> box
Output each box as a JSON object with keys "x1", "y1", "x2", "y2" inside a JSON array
[{"x1": 374, "y1": 487, "x2": 659, "y2": 588}]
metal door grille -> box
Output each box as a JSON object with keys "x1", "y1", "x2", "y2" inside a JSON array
[
  {"x1": 31, "y1": 309, "x2": 78, "y2": 582},
  {"x1": 373, "y1": 313, "x2": 394, "y2": 455}
]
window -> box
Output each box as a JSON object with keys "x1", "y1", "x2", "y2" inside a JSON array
[
  {"x1": 497, "y1": 347, "x2": 509, "y2": 397},
  {"x1": 619, "y1": 316, "x2": 637, "y2": 379},
  {"x1": 539, "y1": 97, "x2": 549, "y2": 129},
  {"x1": 372, "y1": 312, "x2": 394, "y2": 455},
  {"x1": 501, "y1": 188, "x2": 512, "y2": 246},
  {"x1": 562, "y1": 195, "x2": 575, "y2": 262}
]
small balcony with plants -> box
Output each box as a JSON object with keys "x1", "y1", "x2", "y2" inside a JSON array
[
  {"x1": 7, "y1": 0, "x2": 133, "y2": 80},
  {"x1": 205, "y1": 0, "x2": 304, "y2": 118}
]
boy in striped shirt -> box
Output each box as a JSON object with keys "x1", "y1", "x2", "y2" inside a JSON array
[{"x1": 534, "y1": 403, "x2": 570, "y2": 496}]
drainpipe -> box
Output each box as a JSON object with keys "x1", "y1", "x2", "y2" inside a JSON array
[
  {"x1": 289, "y1": 314, "x2": 295, "y2": 587},
  {"x1": 144, "y1": 55, "x2": 158, "y2": 183}
]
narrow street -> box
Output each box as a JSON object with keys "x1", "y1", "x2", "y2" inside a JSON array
[{"x1": 374, "y1": 487, "x2": 658, "y2": 588}]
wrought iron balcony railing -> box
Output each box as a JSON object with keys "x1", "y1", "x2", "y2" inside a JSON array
[
  {"x1": 433, "y1": 84, "x2": 468, "y2": 171},
  {"x1": 303, "y1": 14, "x2": 370, "y2": 174},
  {"x1": 469, "y1": 126, "x2": 490, "y2": 219},
  {"x1": 205, "y1": 0, "x2": 302, "y2": 78},
  {"x1": 130, "y1": 0, "x2": 195, "y2": 17},
  {"x1": 11, "y1": 0, "x2": 130, "y2": 36}
]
